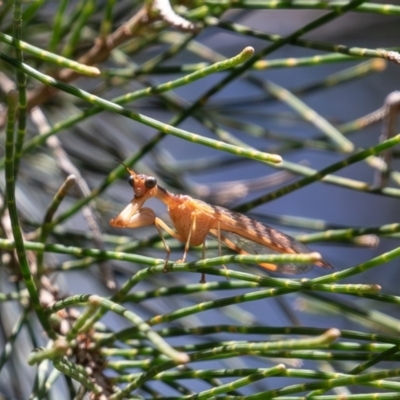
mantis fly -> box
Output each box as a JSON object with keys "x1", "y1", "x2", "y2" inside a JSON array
[{"x1": 110, "y1": 167, "x2": 332, "y2": 281}]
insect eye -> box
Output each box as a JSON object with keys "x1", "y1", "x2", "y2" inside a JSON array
[
  {"x1": 145, "y1": 176, "x2": 157, "y2": 189},
  {"x1": 128, "y1": 175, "x2": 134, "y2": 187}
]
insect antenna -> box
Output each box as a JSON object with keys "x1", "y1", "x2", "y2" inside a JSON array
[{"x1": 114, "y1": 159, "x2": 134, "y2": 173}]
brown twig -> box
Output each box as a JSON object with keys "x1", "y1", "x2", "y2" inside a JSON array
[
  {"x1": 26, "y1": 7, "x2": 150, "y2": 112},
  {"x1": 26, "y1": 2, "x2": 199, "y2": 113}
]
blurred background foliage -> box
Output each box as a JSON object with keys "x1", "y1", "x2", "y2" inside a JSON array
[{"x1": 1, "y1": 0, "x2": 400, "y2": 399}]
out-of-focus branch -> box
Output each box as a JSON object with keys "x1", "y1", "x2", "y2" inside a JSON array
[
  {"x1": 26, "y1": 6, "x2": 150, "y2": 112},
  {"x1": 373, "y1": 91, "x2": 400, "y2": 189},
  {"x1": 25, "y1": 1, "x2": 199, "y2": 113}
]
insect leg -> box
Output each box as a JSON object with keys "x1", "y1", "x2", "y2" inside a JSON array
[
  {"x1": 217, "y1": 221, "x2": 222, "y2": 258},
  {"x1": 153, "y1": 217, "x2": 184, "y2": 272},
  {"x1": 200, "y1": 241, "x2": 206, "y2": 284},
  {"x1": 182, "y1": 213, "x2": 209, "y2": 283},
  {"x1": 153, "y1": 218, "x2": 171, "y2": 272},
  {"x1": 177, "y1": 212, "x2": 197, "y2": 264},
  {"x1": 216, "y1": 221, "x2": 229, "y2": 278}
]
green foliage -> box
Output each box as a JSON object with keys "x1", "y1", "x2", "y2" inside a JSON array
[{"x1": 1, "y1": 0, "x2": 400, "y2": 398}]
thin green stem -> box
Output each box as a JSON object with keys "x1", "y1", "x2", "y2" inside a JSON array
[
  {"x1": 37, "y1": 175, "x2": 76, "y2": 276},
  {"x1": 310, "y1": 245, "x2": 400, "y2": 284},
  {"x1": 48, "y1": 0, "x2": 69, "y2": 53},
  {"x1": 259, "y1": 79, "x2": 354, "y2": 151},
  {"x1": 61, "y1": 0, "x2": 95, "y2": 58},
  {"x1": 17, "y1": 44, "x2": 256, "y2": 156},
  {"x1": 87, "y1": 296, "x2": 189, "y2": 364},
  {"x1": 0, "y1": 48, "x2": 282, "y2": 165},
  {"x1": 110, "y1": 329, "x2": 340, "y2": 398},
  {"x1": 12, "y1": 1, "x2": 26, "y2": 177},
  {"x1": 5, "y1": 91, "x2": 56, "y2": 339},
  {"x1": 122, "y1": 325, "x2": 400, "y2": 346},
  {"x1": 187, "y1": 0, "x2": 371, "y2": 154},
  {"x1": 216, "y1": 0, "x2": 400, "y2": 15},
  {"x1": 251, "y1": 367, "x2": 400, "y2": 399},
  {"x1": 0, "y1": 309, "x2": 28, "y2": 372},
  {"x1": 0, "y1": 32, "x2": 100, "y2": 76},
  {"x1": 184, "y1": 364, "x2": 287, "y2": 400},
  {"x1": 297, "y1": 221, "x2": 400, "y2": 243},
  {"x1": 53, "y1": 357, "x2": 102, "y2": 394},
  {"x1": 235, "y1": 134, "x2": 400, "y2": 213},
  {"x1": 206, "y1": 16, "x2": 400, "y2": 66},
  {"x1": 100, "y1": 0, "x2": 117, "y2": 38}
]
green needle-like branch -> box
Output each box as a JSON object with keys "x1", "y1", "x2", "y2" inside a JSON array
[
  {"x1": 53, "y1": 357, "x2": 103, "y2": 395},
  {"x1": 0, "y1": 32, "x2": 100, "y2": 76},
  {"x1": 206, "y1": 16, "x2": 400, "y2": 66},
  {"x1": 1, "y1": 2, "x2": 400, "y2": 397},
  {"x1": 37, "y1": 175, "x2": 76, "y2": 276},
  {"x1": 235, "y1": 134, "x2": 400, "y2": 213},
  {"x1": 0, "y1": 47, "x2": 282, "y2": 165},
  {"x1": 5, "y1": 91, "x2": 56, "y2": 340}
]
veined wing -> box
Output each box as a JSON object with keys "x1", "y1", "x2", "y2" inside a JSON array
[
  {"x1": 200, "y1": 203, "x2": 332, "y2": 273},
  {"x1": 210, "y1": 229, "x2": 314, "y2": 274}
]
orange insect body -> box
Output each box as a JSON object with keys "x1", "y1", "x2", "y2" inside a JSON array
[
  {"x1": 168, "y1": 196, "x2": 218, "y2": 246},
  {"x1": 110, "y1": 168, "x2": 332, "y2": 277}
]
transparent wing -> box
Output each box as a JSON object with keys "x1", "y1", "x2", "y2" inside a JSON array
[
  {"x1": 210, "y1": 229, "x2": 314, "y2": 275},
  {"x1": 193, "y1": 200, "x2": 332, "y2": 273}
]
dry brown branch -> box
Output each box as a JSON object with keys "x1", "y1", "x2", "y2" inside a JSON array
[{"x1": 26, "y1": 7, "x2": 150, "y2": 112}]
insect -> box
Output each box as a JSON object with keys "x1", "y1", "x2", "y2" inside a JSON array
[{"x1": 110, "y1": 167, "x2": 332, "y2": 282}]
